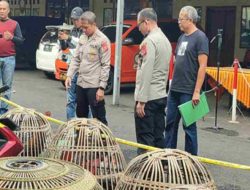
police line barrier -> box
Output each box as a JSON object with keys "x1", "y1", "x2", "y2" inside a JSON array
[{"x1": 0, "y1": 96, "x2": 250, "y2": 171}]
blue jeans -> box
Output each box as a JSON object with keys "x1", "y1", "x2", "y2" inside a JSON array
[
  {"x1": 0, "y1": 56, "x2": 16, "y2": 115},
  {"x1": 165, "y1": 90, "x2": 198, "y2": 155},
  {"x1": 66, "y1": 73, "x2": 92, "y2": 120}
]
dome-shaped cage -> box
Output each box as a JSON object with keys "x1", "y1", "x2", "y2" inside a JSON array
[
  {"x1": 115, "y1": 149, "x2": 217, "y2": 190},
  {"x1": 0, "y1": 157, "x2": 103, "y2": 190},
  {"x1": 44, "y1": 118, "x2": 127, "y2": 190},
  {"x1": 1, "y1": 108, "x2": 52, "y2": 157}
]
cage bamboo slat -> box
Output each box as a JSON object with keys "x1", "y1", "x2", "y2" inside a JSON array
[
  {"x1": 115, "y1": 149, "x2": 217, "y2": 190},
  {"x1": 0, "y1": 157, "x2": 103, "y2": 190},
  {"x1": 44, "y1": 118, "x2": 127, "y2": 190},
  {"x1": 1, "y1": 108, "x2": 52, "y2": 157}
]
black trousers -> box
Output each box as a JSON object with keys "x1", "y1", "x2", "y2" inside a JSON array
[
  {"x1": 134, "y1": 97, "x2": 167, "y2": 155},
  {"x1": 76, "y1": 86, "x2": 108, "y2": 125}
]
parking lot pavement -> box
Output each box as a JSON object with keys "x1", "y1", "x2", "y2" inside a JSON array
[{"x1": 10, "y1": 70, "x2": 250, "y2": 189}]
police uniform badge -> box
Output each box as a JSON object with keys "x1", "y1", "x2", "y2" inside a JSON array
[
  {"x1": 135, "y1": 43, "x2": 147, "y2": 69},
  {"x1": 101, "y1": 41, "x2": 108, "y2": 52},
  {"x1": 140, "y1": 43, "x2": 147, "y2": 57},
  {"x1": 88, "y1": 48, "x2": 97, "y2": 62}
]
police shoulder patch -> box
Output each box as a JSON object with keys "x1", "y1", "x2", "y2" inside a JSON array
[
  {"x1": 140, "y1": 43, "x2": 147, "y2": 56},
  {"x1": 101, "y1": 40, "x2": 108, "y2": 52}
]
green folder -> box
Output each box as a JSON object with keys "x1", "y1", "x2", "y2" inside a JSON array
[{"x1": 178, "y1": 93, "x2": 210, "y2": 127}]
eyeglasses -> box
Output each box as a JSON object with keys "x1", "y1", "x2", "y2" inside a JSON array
[
  {"x1": 178, "y1": 18, "x2": 189, "y2": 22},
  {"x1": 137, "y1": 20, "x2": 145, "y2": 28}
]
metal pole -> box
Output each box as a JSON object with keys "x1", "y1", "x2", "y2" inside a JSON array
[
  {"x1": 112, "y1": 0, "x2": 124, "y2": 105},
  {"x1": 214, "y1": 29, "x2": 223, "y2": 129},
  {"x1": 229, "y1": 59, "x2": 239, "y2": 123}
]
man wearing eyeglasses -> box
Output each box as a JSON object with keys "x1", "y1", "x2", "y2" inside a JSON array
[
  {"x1": 165, "y1": 6, "x2": 209, "y2": 155},
  {"x1": 134, "y1": 8, "x2": 172, "y2": 154},
  {"x1": 65, "y1": 11, "x2": 110, "y2": 125}
]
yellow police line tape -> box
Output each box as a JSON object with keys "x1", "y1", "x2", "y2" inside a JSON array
[{"x1": 1, "y1": 96, "x2": 250, "y2": 171}]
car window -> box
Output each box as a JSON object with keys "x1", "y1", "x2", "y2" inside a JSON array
[
  {"x1": 126, "y1": 27, "x2": 144, "y2": 44},
  {"x1": 41, "y1": 30, "x2": 58, "y2": 43},
  {"x1": 158, "y1": 22, "x2": 181, "y2": 42},
  {"x1": 101, "y1": 25, "x2": 130, "y2": 43}
]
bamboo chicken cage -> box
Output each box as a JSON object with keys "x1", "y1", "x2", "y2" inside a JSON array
[
  {"x1": 0, "y1": 157, "x2": 103, "y2": 190},
  {"x1": 115, "y1": 149, "x2": 217, "y2": 190},
  {"x1": 1, "y1": 108, "x2": 52, "y2": 157},
  {"x1": 44, "y1": 118, "x2": 127, "y2": 190}
]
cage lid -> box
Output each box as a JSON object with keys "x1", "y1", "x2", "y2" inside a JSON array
[
  {"x1": 116, "y1": 149, "x2": 216, "y2": 190},
  {"x1": 0, "y1": 157, "x2": 102, "y2": 190}
]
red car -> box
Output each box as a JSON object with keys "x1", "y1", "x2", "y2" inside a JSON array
[
  {"x1": 55, "y1": 19, "x2": 181, "y2": 94},
  {"x1": 55, "y1": 48, "x2": 71, "y2": 86}
]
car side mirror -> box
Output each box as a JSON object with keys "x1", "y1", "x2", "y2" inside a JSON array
[{"x1": 123, "y1": 37, "x2": 134, "y2": 45}]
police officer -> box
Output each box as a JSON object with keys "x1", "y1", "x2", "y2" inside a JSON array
[
  {"x1": 59, "y1": 7, "x2": 83, "y2": 120},
  {"x1": 135, "y1": 8, "x2": 172, "y2": 154},
  {"x1": 65, "y1": 11, "x2": 110, "y2": 125}
]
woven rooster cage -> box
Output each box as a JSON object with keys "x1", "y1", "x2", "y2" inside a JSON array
[
  {"x1": 1, "y1": 108, "x2": 52, "y2": 157},
  {"x1": 0, "y1": 157, "x2": 103, "y2": 190},
  {"x1": 115, "y1": 149, "x2": 217, "y2": 190},
  {"x1": 45, "y1": 118, "x2": 127, "y2": 190}
]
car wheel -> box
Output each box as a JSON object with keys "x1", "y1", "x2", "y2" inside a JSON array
[
  {"x1": 44, "y1": 71, "x2": 55, "y2": 79},
  {"x1": 105, "y1": 69, "x2": 114, "y2": 95}
]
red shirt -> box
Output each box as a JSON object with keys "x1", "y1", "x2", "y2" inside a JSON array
[{"x1": 0, "y1": 19, "x2": 17, "y2": 56}]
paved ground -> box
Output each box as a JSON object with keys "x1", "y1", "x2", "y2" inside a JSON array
[{"x1": 10, "y1": 70, "x2": 250, "y2": 189}]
